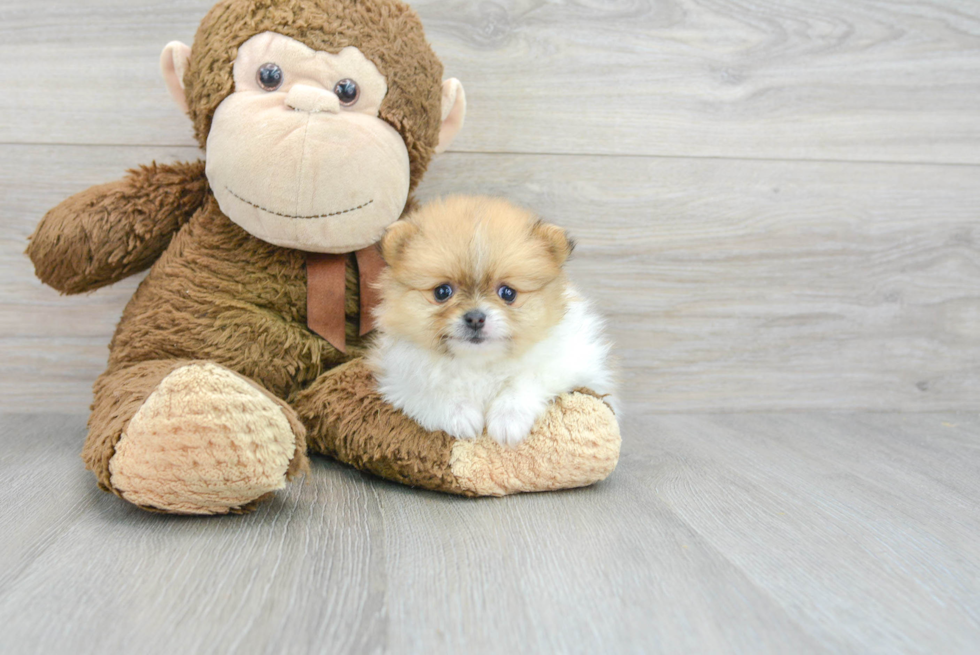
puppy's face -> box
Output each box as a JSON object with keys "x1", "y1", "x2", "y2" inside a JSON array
[{"x1": 377, "y1": 196, "x2": 574, "y2": 357}]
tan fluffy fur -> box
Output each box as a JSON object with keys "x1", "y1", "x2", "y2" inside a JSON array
[{"x1": 378, "y1": 196, "x2": 574, "y2": 357}]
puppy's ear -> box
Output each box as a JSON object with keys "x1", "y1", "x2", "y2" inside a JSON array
[
  {"x1": 533, "y1": 221, "x2": 576, "y2": 266},
  {"x1": 381, "y1": 220, "x2": 419, "y2": 264}
]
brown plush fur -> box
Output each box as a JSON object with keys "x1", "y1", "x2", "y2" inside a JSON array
[
  {"x1": 185, "y1": 0, "x2": 443, "y2": 194},
  {"x1": 26, "y1": 161, "x2": 208, "y2": 294},
  {"x1": 104, "y1": 195, "x2": 366, "y2": 397},
  {"x1": 27, "y1": 0, "x2": 441, "y2": 512},
  {"x1": 26, "y1": 0, "x2": 620, "y2": 513},
  {"x1": 293, "y1": 358, "x2": 467, "y2": 494}
]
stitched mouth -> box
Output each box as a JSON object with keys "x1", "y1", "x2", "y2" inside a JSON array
[{"x1": 225, "y1": 187, "x2": 374, "y2": 220}]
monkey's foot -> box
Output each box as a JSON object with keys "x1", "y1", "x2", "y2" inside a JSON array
[
  {"x1": 449, "y1": 392, "x2": 621, "y2": 496},
  {"x1": 108, "y1": 362, "x2": 307, "y2": 514}
]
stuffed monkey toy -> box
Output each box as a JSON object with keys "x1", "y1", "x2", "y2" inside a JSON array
[{"x1": 26, "y1": 0, "x2": 620, "y2": 515}]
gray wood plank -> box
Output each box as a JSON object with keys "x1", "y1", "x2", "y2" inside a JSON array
[
  {"x1": 3, "y1": 144, "x2": 979, "y2": 412},
  {"x1": 0, "y1": 415, "x2": 101, "y2": 595},
  {"x1": 1, "y1": 412, "x2": 978, "y2": 653},
  {"x1": 1, "y1": 0, "x2": 979, "y2": 164},
  {"x1": 627, "y1": 411, "x2": 980, "y2": 653}
]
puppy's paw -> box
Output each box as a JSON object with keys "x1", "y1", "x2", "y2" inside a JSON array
[
  {"x1": 442, "y1": 402, "x2": 486, "y2": 441},
  {"x1": 486, "y1": 397, "x2": 542, "y2": 447}
]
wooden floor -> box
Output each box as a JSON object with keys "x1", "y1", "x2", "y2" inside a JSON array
[{"x1": 1, "y1": 410, "x2": 978, "y2": 653}]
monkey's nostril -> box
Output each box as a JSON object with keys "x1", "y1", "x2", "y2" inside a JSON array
[{"x1": 463, "y1": 310, "x2": 486, "y2": 330}]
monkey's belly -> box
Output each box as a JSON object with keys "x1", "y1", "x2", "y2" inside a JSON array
[{"x1": 105, "y1": 203, "x2": 362, "y2": 399}]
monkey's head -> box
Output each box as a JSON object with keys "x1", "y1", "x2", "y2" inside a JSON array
[{"x1": 161, "y1": 0, "x2": 465, "y2": 253}]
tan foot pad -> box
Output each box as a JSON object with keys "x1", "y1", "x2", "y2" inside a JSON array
[
  {"x1": 449, "y1": 392, "x2": 621, "y2": 496},
  {"x1": 109, "y1": 363, "x2": 298, "y2": 514}
]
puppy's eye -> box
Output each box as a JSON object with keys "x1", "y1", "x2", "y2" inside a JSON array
[
  {"x1": 257, "y1": 63, "x2": 284, "y2": 91},
  {"x1": 334, "y1": 79, "x2": 359, "y2": 106},
  {"x1": 497, "y1": 285, "x2": 517, "y2": 304},
  {"x1": 434, "y1": 284, "x2": 454, "y2": 303}
]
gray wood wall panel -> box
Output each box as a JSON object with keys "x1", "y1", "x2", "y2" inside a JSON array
[
  {"x1": 2, "y1": 0, "x2": 979, "y2": 412},
  {"x1": 1, "y1": 0, "x2": 979, "y2": 163}
]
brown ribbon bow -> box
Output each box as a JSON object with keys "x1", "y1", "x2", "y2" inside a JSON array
[{"x1": 306, "y1": 245, "x2": 386, "y2": 353}]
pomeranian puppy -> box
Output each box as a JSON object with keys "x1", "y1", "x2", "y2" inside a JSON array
[{"x1": 369, "y1": 196, "x2": 616, "y2": 447}]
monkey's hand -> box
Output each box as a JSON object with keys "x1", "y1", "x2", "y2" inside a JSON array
[{"x1": 26, "y1": 160, "x2": 207, "y2": 294}]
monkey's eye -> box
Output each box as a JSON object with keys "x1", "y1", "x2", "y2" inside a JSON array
[
  {"x1": 334, "y1": 79, "x2": 359, "y2": 106},
  {"x1": 257, "y1": 63, "x2": 284, "y2": 92},
  {"x1": 433, "y1": 284, "x2": 454, "y2": 303},
  {"x1": 497, "y1": 285, "x2": 517, "y2": 304}
]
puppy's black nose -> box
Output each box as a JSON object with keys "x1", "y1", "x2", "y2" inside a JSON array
[{"x1": 463, "y1": 310, "x2": 486, "y2": 330}]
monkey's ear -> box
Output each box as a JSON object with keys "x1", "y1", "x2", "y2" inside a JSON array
[
  {"x1": 380, "y1": 220, "x2": 419, "y2": 264},
  {"x1": 161, "y1": 41, "x2": 192, "y2": 115},
  {"x1": 434, "y1": 79, "x2": 466, "y2": 154}
]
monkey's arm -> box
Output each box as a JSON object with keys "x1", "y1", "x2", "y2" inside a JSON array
[
  {"x1": 293, "y1": 359, "x2": 621, "y2": 496},
  {"x1": 26, "y1": 160, "x2": 207, "y2": 294}
]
